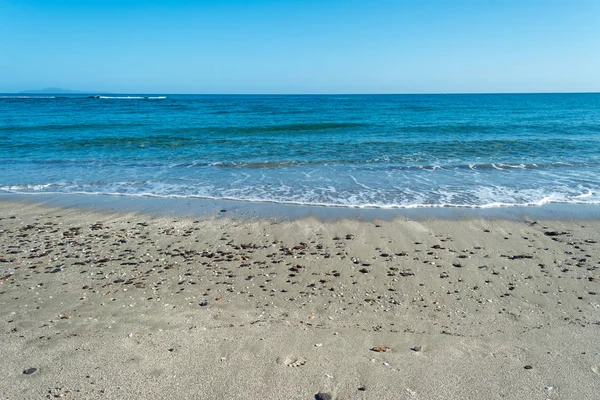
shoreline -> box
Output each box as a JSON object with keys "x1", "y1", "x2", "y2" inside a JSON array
[
  {"x1": 1, "y1": 200, "x2": 599, "y2": 399},
  {"x1": 2, "y1": 193, "x2": 600, "y2": 222}
]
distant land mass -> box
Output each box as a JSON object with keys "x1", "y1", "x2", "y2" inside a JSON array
[{"x1": 19, "y1": 87, "x2": 108, "y2": 94}]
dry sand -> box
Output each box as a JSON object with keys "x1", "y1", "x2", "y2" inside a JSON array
[{"x1": 0, "y1": 200, "x2": 599, "y2": 399}]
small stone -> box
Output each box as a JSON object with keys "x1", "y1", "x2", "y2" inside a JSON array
[
  {"x1": 371, "y1": 346, "x2": 390, "y2": 352},
  {"x1": 199, "y1": 301, "x2": 208, "y2": 306},
  {"x1": 358, "y1": 387, "x2": 367, "y2": 391},
  {"x1": 220, "y1": 209, "x2": 227, "y2": 213},
  {"x1": 411, "y1": 346, "x2": 422, "y2": 352},
  {"x1": 359, "y1": 268, "x2": 369, "y2": 274},
  {"x1": 315, "y1": 343, "x2": 323, "y2": 347},
  {"x1": 23, "y1": 368, "x2": 37, "y2": 375},
  {"x1": 315, "y1": 392, "x2": 333, "y2": 400},
  {"x1": 524, "y1": 365, "x2": 533, "y2": 370}
]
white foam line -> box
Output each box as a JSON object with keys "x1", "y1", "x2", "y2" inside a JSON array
[
  {"x1": 3, "y1": 190, "x2": 600, "y2": 209},
  {"x1": 348, "y1": 174, "x2": 375, "y2": 190},
  {"x1": 98, "y1": 96, "x2": 144, "y2": 99},
  {"x1": 95, "y1": 96, "x2": 167, "y2": 99}
]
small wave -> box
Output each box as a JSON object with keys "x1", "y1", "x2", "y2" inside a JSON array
[
  {"x1": 89, "y1": 96, "x2": 167, "y2": 99},
  {"x1": 153, "y1": 122, "x2": 369, "y2": 136},
  {"x1": 0, "y1": 122, "x2": 147, "y2": 132},
  {"x1": 96, "y1": 96, "x2": 142, "y2": 99},
  {"x1": 573, "y1": 190, "x2": 594, "y2": 199},
  {"x1": 63, "y1": 135, "x2": 197, "y2": 148},
  {"x1": 169, "y1": 160, "x2": 590, "y2": 171},
  {"x1": 0, "y1": 183, "x2": 66, "y2": 191}
]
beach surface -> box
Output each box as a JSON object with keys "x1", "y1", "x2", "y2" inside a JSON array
[{"x1": 1, "y1": 200, "x2": 599, "y2": 399}]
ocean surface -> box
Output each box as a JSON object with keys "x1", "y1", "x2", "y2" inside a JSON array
[{"x1": 1, "y1": 93, "x2": 599, "y2": 209}]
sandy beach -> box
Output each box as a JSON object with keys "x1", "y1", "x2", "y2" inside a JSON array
[{"x1": 1, "y1": 200, "x2": 599, "y2": 399}]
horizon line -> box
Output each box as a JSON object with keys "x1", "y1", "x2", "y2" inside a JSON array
[{"x1": 5, "y1": 91, "x2": 600, "y2": 96}]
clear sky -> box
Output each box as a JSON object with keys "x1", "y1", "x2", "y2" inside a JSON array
[{"x1": 1, "y1": 0, "x2": 599, "y2": 94}]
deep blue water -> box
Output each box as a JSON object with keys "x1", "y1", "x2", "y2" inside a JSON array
[{"x1": 1, "y1": 93, "x2": 600, "y2": 208}]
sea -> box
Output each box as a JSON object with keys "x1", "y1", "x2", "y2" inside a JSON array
[{"x1": 1, "y1": 93, "x2": 599, "y2": 209}]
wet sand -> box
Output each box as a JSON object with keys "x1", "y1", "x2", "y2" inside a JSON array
[{"x1": 1, "y1": 200, "x2": 599, "y2": 399}]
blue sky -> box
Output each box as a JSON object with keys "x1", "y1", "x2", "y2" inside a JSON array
[{"x1": 1, "y1": 0, "x2": 599, "y2": 93}]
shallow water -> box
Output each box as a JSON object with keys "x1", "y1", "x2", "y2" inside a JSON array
[{"x1": 2, "y1": 93, "x2": 600, "y2": 208}]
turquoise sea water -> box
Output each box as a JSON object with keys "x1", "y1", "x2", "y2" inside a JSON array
[{"x1": 1, "y1": 93, "x2": 599, "y2": 208}]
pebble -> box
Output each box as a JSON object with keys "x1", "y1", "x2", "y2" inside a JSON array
[
  {"x1": 23, "y1": 368, "x2": 37, "y2": 375},
  {"x1": 411, "y1": 346, "x2": 422, "y2": 352},
  {"x1": 524, "y1": 365, "x2": 533, "y2": 370},
  {"x1": 315, "y1": 392, "x2": 332, "y2": 400},
  {"x1": 371, "y1": 346, "x2": 390, "y2": 352}
]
